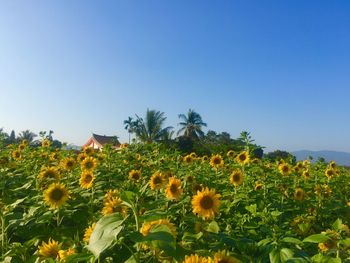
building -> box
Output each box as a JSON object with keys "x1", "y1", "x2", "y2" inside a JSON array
[{"x1": 83, "y1": 133, "x2": 120, "y2": 150}]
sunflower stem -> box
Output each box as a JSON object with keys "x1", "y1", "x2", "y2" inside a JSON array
[
  {"x1": 122, "y1": 240, "x2": 139, "y2": 263},
  {"x1": 56, "y1": 208, "x2": 60, "y2": 227}
]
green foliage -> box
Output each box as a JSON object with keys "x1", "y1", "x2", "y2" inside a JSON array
[{"x1": 1, "y1": 139, "x2": 350, "y2": 262}]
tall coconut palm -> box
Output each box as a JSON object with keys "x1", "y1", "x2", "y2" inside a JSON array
[
  {"x1": 133, "y1": 109, "x2": 172, "y2": 143},
  {"x1": 177, "y1": 109, "x2": 207, "y2": 139},
  {"x1": 123, "y1": 117, "x2": 134, "y2": 144},
  {"x1": 18, "y1": 130, "x2": 37, "y2": 143}
]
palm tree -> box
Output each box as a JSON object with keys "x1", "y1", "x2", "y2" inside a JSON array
[
  {"x1": 133, "y1": 109, "x2": 172, "y2": 143},
  {"x1": 18, "y1": 130, "x2": 37, "y2": 143},
  {"x1": 123, "y1": 117, "x2": 134, "y2": 144},
  {"x1": 177, "y1": 109, "x2": 207, "y2": 139}
]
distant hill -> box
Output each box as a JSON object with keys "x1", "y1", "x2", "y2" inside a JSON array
[
  {"x1": 63, "y1": 144, "x2": 81, "y2": 150},
  {"x1": 292, "y1": 150, "x2": 350, "y2": 166}
]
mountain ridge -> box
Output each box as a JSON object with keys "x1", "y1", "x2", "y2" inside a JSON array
[{"x1": 292, "y1": 150, "x2": 350, "y2": 166}]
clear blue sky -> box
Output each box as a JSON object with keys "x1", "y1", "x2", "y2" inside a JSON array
[{"x1": 1, "y1": 1, "x2": 349, "y2": 152}]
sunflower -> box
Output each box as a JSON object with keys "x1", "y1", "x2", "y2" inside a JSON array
[
  {"x1": 210, "y1": 154, "x2": 224, "y2": 169},
  {"x1": 58, "y1": 248, "x2": 76, "y2": 261},
  {"x1": 44, "y1": 183, "x2": 69, "y2": 209},
  {"x1": 102, "y1": 192, "x2": 128, "y2": 217},
  {"x1": 213, "y1": 250, "x2": 240, "y2": 263},
  {"x1": 129, "y1": 169, "x2": 142, "y2": 181},
  {"x1": 295, "y1": 162, "x2": 304, "y2": 169},
  {"x1": 38, "y1": 239, "x2": 62, "y2": 258},
  {"x1": 18, "y1": 143, "x2": 26, "y2": 151},
  {"x1": 192, "y1": 187, "x2": 221, "y2": 219},
  {"x1": 50, "y1": 152, "x2": 60, "y2": 161},
  {"x1": 278, "y1": 163, "x2": 291, "y2": 176},
  {"x1": 165, "y1": 177, "x2": 183, "y2": 200},
  {"x1": 229, "y1": 170, "x2": 244, "y2": 187},
  {"x1": 80, "y1": 171, "x2": 95, "y2": 189},
  {"x1": 255, "y1": 181, "x2": 263, "y2": 190},
  {"x1": 150, "y1": 172, "x2": 166, "y2": 190},
  {"x1": 192, "y1": 183, "x2": 203, "y2": 194},
  {"x1": 120, "y1": 143, "x2": 129, "y2": 149},
  {"x1": 294, "y1": 188, "x2": 305, "y2": 201},
  {"x1": 42, "y1": 139, "x2": 51, "y2": 148},
  {"x1": 226, "y1": 150, "x2": 235, "y2": 158},
  {"x1": 186, "y1": 175, "x2": 195, "y2": 184},
  {"x1": 38, "y1": 166, "x2": 60, "y2": 181},
  {"x1": 329, "y1": 161, "x2": 337, "y2": 169},
  {"x1": 235, "y1": 151, "x2": 250, "y2": 165},
  {"x1": 183, "y1": 155, "x2": 194, "y2": 164},
  {"x1": 303, "y1": 160, "x2": 310, "y2": 167},
  {"x1": 77, "y1": 153, "x2": 87, "y2": 162},
  {"x1": 201, "y1": 155, "x2": 209, "y2": 162},
  {"x1": 183, "y1": 254, "x2": 210, "y2": 263},
  {"x1": 83, "y1": 223, "x2": 96, "y2": 243},
  {"x1": 102, "y1": 198, "x2": 126, "y2": 216},
  {"x1": 12, "y1": 150, "x2": 21, "y2": 160},
  {"x1": 140, "y1": 219, "x2": 177, "y2": 237},
  {"x1": 83, "y1": 147, "x2": 94, "y2": 155},
  {"x1": 61, "y1": 157, "x2": 76, "y2": 170},
  {"x1": 302, "y1": 170, "x2": 310, "y2": 179},
  {"x1": 81, "y1": 156, "x2": 97, "y2": 171},
  {"x1": 325, "y1": 168, "x2": 336, "y2": 179}
]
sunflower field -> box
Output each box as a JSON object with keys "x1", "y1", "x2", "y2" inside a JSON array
[{"x1": 1, "y1": 140, "x2": 350, "y2": 263}]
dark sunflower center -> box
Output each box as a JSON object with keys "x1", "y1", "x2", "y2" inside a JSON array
[
  {"x1": 132, "y1": 173, "x2": 140, "y2": 180},
  {"x1": 85, "y1": 175, "x2": 92, "y2": 183},
  {"x1": 45, "y1": 171, "x2": 56, "y2": 178},
  {"x1": 233, "y1": 174, "x2": 241, "y2": 182},
  {"x1": 282, "y1": 166, "x2": 289, "y2": 172},
  {"x1": 239, "y1": 155, "x2": 246, "y2": 161},
  {"x1": 153, "y1": 176, "x2": 162, "y2": 184},
  {"x1": 85, "y1": 161, "x2": 94, "y2": 169},
  {"x1": 66, "y1": 161, "x2": 74, "y2": 167},
  {"x1": 200, "y1": 195, "x2": 214, "y2": 209},
  {"x1": 170, "y1": 184, "x2": 178, "y2": 193},
  {"x1": 213, "y1": 158, "x2": 221, "y2": 164},
  {"x1": 50, "y1": 188, "x2": 64, "y2": 201}
]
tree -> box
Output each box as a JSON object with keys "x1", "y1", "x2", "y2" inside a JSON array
[
  {"x1": 132, "y1": 109, "x2": 172, "y2": 143},
  {"x1": 18, "y1": 130, "x2": 37, "y2": 143},
  {"x1": 123, "y1": 117, "x2": 134, "y2": 144},
  {"x1": 264, "y1": 150, "x2": 296, "y2": 163},
  {"x1": 8, "y1": 130, "x2": 17, "y2": 144},
  {"x1": 177, "y1": 109, "x2": 207, "y2": 139}
]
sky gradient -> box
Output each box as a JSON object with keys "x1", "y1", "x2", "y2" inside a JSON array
[{"x1": 1, "y1": 1, "x2": 350, "y2": 152}]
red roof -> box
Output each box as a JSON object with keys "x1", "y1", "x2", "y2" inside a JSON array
[{"x1": 83, "y1": 133, "x2": 120, "y2": 148}]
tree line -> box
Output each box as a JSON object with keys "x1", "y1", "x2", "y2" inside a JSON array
[
  {"x1": 123, "y1": 109, "x2": 264, "y2": 157},
  {"x1": 0, "y1": 129, "x2": 62, "y2": 148}
]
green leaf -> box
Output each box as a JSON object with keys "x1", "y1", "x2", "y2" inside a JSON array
[
  {"x1": 332, "y1": 218, "x2": 343, "y2": 231},
  {"x1": 281, "y1": 237, "x2": 302, "y2": 245},
  {"x1": 245, "y1": 204, "x2": 257, "y2": 215},
  {"x1": 279, "y1": 248, "x2": 294, "y2": 261},
  {"x1": 258, "y1": 238, "x2": 273, "y2": 247},
  {"x1": 120, "y1": 191, "x2": 136, "y2": 205},
  {"x1": 62, "y1": 253, "x2": 94, "y2": 263},
  {"x1": 269, "y1": 248, "x2": 294, "y2": 263},
  {"x1": 206, "y1": 221, "x2": 220, "y2": 234},
  {"x1": 303, "y1": 234, "x2": 330, "y2": 243},
  {"x1": 269, "y1": 248, "x2": 281, "y2": 263},
  {"x1": 271, "y1": 210, "x2": 283, "y2": 217},
  {"x1": 8, "y1": 198, "x2": 27, "y2": 210},
  {"x1": 87, "y1": 213, "x2": 125, "y2": 258}
]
